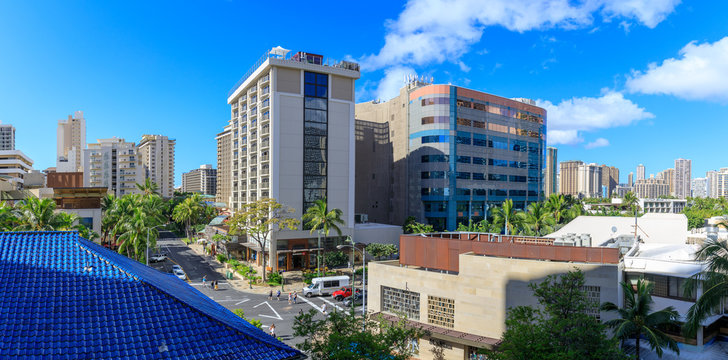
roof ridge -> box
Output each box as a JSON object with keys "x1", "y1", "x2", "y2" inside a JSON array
[{"x1": 72, "y1": 234, "x2": 298, "y2": 353}]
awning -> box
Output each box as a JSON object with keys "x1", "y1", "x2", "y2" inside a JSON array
[
  {"x1": 239, "y1": 242, "x2": 262, "y2": 252},
  {"x1": 276, "y1": 247, "x2": 324, "y2": 254},
  {"x1": 372, "y1": 312, "x2": 501, "y2": 349}
]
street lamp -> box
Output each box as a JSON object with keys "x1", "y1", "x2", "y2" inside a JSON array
[
  {"x1": 337, "y1": 239, "x2": 366, "y2": 320},
  {"x1": 146, "y1": 224, "x2": 167, "y2": 266}
]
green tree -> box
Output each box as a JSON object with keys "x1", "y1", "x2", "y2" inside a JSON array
[
  {"x1": 545, "y1": 194, "x2": 570, "y2": 224},
  {"x1": 228, "y1": 198, "x2": 299, "y2": 282},
  {"x1": 622, "y1": 191, "x2": 639, "y2": 214},
  {"x1": 324, "y1": 250, "x2": 348, "y2": 268},
  {"x1": 489, "y1": 270, "x2": 626, "y2": 360},
  {"x1": 601, "y1": 279, "x2": 680, "y2": 360},
  {"x1": 172, "y1": 193, "x2": 205, "y2": 240},
  {"x1": 684, "y1": 238, "x2": 728, "y2": 337},
  {"x1": 13, "y1": 197, "x2": 74, "y2": 231},
  {"x1": 293, "y1": 308, "x2": 425, "y2": 360},
  {"x1": 0, "y1": 201, "x2": 17, "y2": 230},
  {"x1": 303, "y1": 198, "x2": 345, "y2": 273},
  {"x1": 135, "y1": 178, "x2": 159, "y2": 197},
  {"x1": 491, "y1": 199, "x2": 524, "y2": 235},
  {"x1": 366, "y1": 243, "x2": 398, "y2": 260},
  {"x1": 521, "y1": 202, "x2": 556, "y2": 236},
  {"x1": 402, "y1": 216, "x2": 417, "y2": 234},
  {"x1": 456, "y1": 219, "x2": 489, "y2": 232},
  {"x1": 406, "y1": 221, "x2": 434, "y2": 234}
]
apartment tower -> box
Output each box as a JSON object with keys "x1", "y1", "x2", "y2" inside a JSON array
[
  {"x1": 215, "y1": 125, "x2": 232, "y2": 206},
  {"x1": 138, "y1": 135, "x2": 176, "y2": 198},
  {"x1": 0, "y1": 122, "x2": 15, "y2": 150},
  {"x1": 674, "y1": 158, "x2": 691, "y2": 199},
  {"x1": 545, "y1": 147, "x2": 558, "y2": 197},
  {"x1": 634, "y1": 177, "x2": 669, "y2": 198},
  {"x1": 182, "y1": 164, "x2": 217, "y2": 196},
  {"x1": 577, "y1": 163, "x2": 602, "y2": 198},
  {"x1": 559, "y1": 160, "x2": 582, "y2": 197},
  {"x1": 692, "y1": 177, "x2": 707, "y2": 198},
  {"x1": 0, "y1": 150, "x2": 33, "y2": 189},
  {"x1": 223, "y1": 47, "x2": 360, "y2": 271},
  {"x1": 636, "y1": 164, "x2": 645, "y2": 181},
  {"x1": 628, "y1": 172, "x2": 634, "y2": 187},
  {"x1": 82, "y1": 137, "x2": 143, "y2": 197},
  {"x1": 600, "y1": 164, "x2": 619, "y2": 197},
  {"x1": 657, "y1": 168, "x2": 675, "y2": 196},
  {"x1": 57, "y1": 111, "x2": 86, "y2": 172},
  {"x1": 356, "y1": 82, "x2": 546, "y2": 230}
]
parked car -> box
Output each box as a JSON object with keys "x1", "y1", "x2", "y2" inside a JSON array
[
  {"x1": 150, "y1": 253, "x2": 167, "y2": 263},
  {"x1": 343, "y1": 291, "x2": 366, "y2": 307},
  {"x1": 171, "y1": 264, "x2": 183, "y2": 272},
  {"x1": 332, "y1": 287, "x2": 361, "y2": 301},
  {"x1": 172, "y1": 268, "x2": 186, "y2": 281},
  {"x1": 303, "y1": 276, "x2": 350, "y2": 298}
]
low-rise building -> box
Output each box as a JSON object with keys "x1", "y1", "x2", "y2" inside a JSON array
[
  {"x1": 640, "y1": 198, "x2": 687, "y2": 214},
  {"x1": 182, "y1": 164, "x2": 217, "y2": 195},
  {"x1": 0, "y1": 150, "x2": 33, "y2": 189},
  {"x1": 634, "y1": 177, "x2": 669, "y2": 198}
]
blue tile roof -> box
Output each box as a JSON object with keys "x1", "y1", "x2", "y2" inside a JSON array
[{"x1": 0, "y1": 231, "x2": 303, "y2": 360}]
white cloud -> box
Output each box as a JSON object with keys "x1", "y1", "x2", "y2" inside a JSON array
[
  {"x1": 361, "y1": 0, "x2": 679, "y2": 71},
  {"x1": 374, "y1": 66, "x2": 416, "y2": 102},
  {"x1": 626, "y1": 37, "x2": 728, "y2": 102},
  {"x1": 537, "y1": 90, "x2": 654, "y2": 145},
  {"x1": 585, "y1": 138, "x2": 610, "y2": 149}
]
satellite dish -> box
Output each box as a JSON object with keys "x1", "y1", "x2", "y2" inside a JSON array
[{"x1": 611, "y1": 226, "x2": 617, "y2": 233}]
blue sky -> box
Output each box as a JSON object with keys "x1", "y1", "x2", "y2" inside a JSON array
[{"x1": 1, "y1": 0, "x2": 726, "y2": 185}]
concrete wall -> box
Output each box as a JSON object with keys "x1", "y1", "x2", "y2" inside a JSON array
[
  {"x1": 368, "y1": 254, "x2": 619, "y2": 345},
  {"x1": 276, "y1": 67, "x2": 300, "y2": 94},
  {"x1": 277, "y1": 93, "x2": 304, "y2": 217}
]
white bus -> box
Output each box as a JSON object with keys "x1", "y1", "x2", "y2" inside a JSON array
[{"x1": 302, "y1": 275, "x2": 350, "y2": 297}]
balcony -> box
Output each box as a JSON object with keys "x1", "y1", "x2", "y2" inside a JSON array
[
  {"x1": 261, "y1": 139, "x2": 270, "y2": 149},
  {"x1": 260, "y1": 74, "x2": 270, "y2": 84},
  {"x1": 250, "y1": 171, "x2": 257, "y2": 178},
  {"x1": 261, "y1": 179, "x2": 270, "y2": 189},
  {"x1": 250, "y1": 96, "x2": 257, "y2": 104},
  {"x1": 232, "y1": 103, "x2": 238, "y2": 109},
  {"x1": 261, "y1": 99, "x2": 270, "y2": 109},
  {"x1": 261, "y1": 154, "x2": 270, "y2": 162},
  {"x1": 249, "y1": 86, "x2": 257, "y2": 95},
  {"x1": 261, "y1": 127, "x2": 269, "y2": 135},
  {"x1": 250, "y1": 183, "x2": 257, "y2": 190},
  {"x1": 261, "y1": 86, "x2": 270, "y2": 96},
  {"x1": 261, "y1": 167, "x2": 269, "y2": 175}
]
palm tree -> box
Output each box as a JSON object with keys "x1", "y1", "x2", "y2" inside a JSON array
[
  {"x1": 683, "y1": 238, "x2": 728, "y2": 337},
  {"x1": 117, "y1": 207, "x2": 159, "y2": 262},
  {"x1": 545, "y1": 194, "x2": 569, "y2": 224},
  {"x1": 136, "y1": 178, "x2": 159, "y2": 197},
  {"x1": 13, "y1": 197, "x2": 70, "y2": 231},
  {"x1": 0, "y1": 201, "x2": 18, "y2": 230},
  {"x1": 622, "y1": 191, "x2": 640, "y2": 214},
  {"x1": 601, "y1": 279, "x2": 680, "y2": 360},
  {"x1": 522, "y1": 202, "x2": 556, "y2": 236},
  {"x1": 490, "y1": 199, "x2": 523, "y2": 235},
  {"x1": 172, "y1": 194, "x2": 204, "y2": 240},
  {"x1": 302, "y1": 198, "x2": 345, "y2": 274}
]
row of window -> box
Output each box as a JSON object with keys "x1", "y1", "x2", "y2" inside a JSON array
[
  {"x1": 422, "y1": 154, "x2": 536, "y2": 170},
  {"x1": 303, "y1": 71, "x2": 328, "y2": 213},
  {"x1": 421, "y1": 188, "x2": 539, "y2": 197},
  {"x1": 421, "y1": 134, "x2": 541, "y2": 154},
  {"x1": 421, "y1": 116, "x2": 542, "y2": 140},
  {"x1": 420, "y1": 97, "x2": 544, "y2": 124},
  {"x1": 421, "y1": 172, "x2": 530, "y2": 182}
]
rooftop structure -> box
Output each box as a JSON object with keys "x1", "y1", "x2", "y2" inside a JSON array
[{"x1": 0, "y1": 231, "x2": 302, "y2": 359}]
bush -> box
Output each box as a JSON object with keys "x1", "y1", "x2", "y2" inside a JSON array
[
  {"x1": 267, "y1": 272, "x2": 283, "y2": 286},
  {"x1": 354, "y1": 266, "x2": 368, "y2": 276},
  {"x1": 228, "y1": 259, "x2": 240, "y2": 268},
  {"x1": 324, "y1": 251, "x2": 348, "y2": 268},
  {"x1": 216, "y1": 254, "x2": 228, "y2": 263},
  {"x1": 303, "y1": 270, "x2": 338, "y2": 285}
]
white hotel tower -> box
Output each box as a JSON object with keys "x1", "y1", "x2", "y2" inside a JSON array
[{"x1": 222, "y1": 46, "x2": 360, "y2": 272}]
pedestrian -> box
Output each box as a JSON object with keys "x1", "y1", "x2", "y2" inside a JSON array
[
  {"x1": 298, "y1": 308, "x2": 303, "y2": 316},
  {"x1": 268, "y1": 289, "x2": 273, "y2": 300},
  {"x1": 214, "y1": 280, "x2": 219, "y2": 291},
  {"x1": 293, "y1": 291, "x2": 298, "y2": 304},
  {"x1": 321, "y1": 303, "x2": 327, "y2": 315},
  {"x1": 269, "y1": 324, "x2": 276, "y2": 338},
  {"x1": 276, "y1": 290, "x2": 281, "y2": 301},
  {"x1": 202, "y1": 275, "x2": 207, "y2": 288}
]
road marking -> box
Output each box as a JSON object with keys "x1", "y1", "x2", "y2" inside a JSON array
[
  {"x1": 215, "y1": 298, "x2": 252, "y2": 303},
  {"x1": 253, "y1": 301, "x2": 283, "y2": 320},
  {"x1": 235, "y1": 299, "x2": 250, "y2": 305},
  {"x1": 298, "y1": 296, "x2": 323, "y2": 313},
  {"x1": 321, "y1": 297, "x2": 344, "y2": 312}
]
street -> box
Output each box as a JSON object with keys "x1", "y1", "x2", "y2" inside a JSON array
[{"x1": 152, "y1": 237, "x2": 361, "y2": 346}]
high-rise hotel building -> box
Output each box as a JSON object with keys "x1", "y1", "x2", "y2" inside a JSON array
[
  {"x1": 544, "y1": 147, "x2": 557, "y2": 197},
  {"x1": 221, "y1": 47, "x2": 360, "y2": 271},
  {"x1": 356, "y1": 81, "x2": 546, "y2": 231},
  {"x1": 83, "y1": 137, "x2": 143, "y2": 197},
  {"x1": 138, "y1": 134, "x2": 176, "y2": 198}
]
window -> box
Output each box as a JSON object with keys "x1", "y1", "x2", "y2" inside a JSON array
[
  {"x1": 421, "y1": 188, "x2": 445, "y2": 196},
  {"x1": 456, "y1": 132, "x2": 471, "y2": 145},
  {"x1": 456, "y1": 156, "x2": 471, "y2": 164},
  {"x1": 472, "y1": 157, "x2": 487, "y2": 165},
  {"x1": 422, "y1": 154, "x2": 448, "y2": 163},
  {"x1": 509, "y1": 175, "x2": 527, "y2": 183},
  {"x1": 382, "y1": 286, "x2": 420, "y2": 320},
  {"x1": 472, "y1": 173, "x2": 485, "y2": 180},
  {"x1": 421, "y1": 171, "x2": 445, "y2": 179},
  {"x1": 455, "y1": 172, "x2": 470, "y2": 179},
  {"x1": 490, "y1": 159, "x2": 508, "y2": 167},
  {"x1": 489, "y1": 136, "x2": 508, "y2": 150},
  {"x1": 488, "y1": 174, "x2": 508, "y2": 181},
  {"x1": 421, "y1": 97, "x2": 449, "y2": 106},
  {"x1": 422, "y1": 116, "x2": 449, "y2": 125},
  {"x1": 424, "y1": 201, "x2": 447, "y2": 212},
  {"x1": 582, "y1": 285, "x2": 601, "y2": 321},
  {"x1": 303, "y1": 72, "x2": 328, "y2": 211},
  {"x1": 472, "y1": 120, "x2": 485, "y2": 128},
  {"x1": 457, "y1": 118, "x2": 471, "y2": 127},
  {"x1": 488, "y1": 123, "x2": 508, "y2": 133},
  {"x1": 422, "y1": 135, "x2": 449, "y2": 144},
  {"x1": 428, "y1": 295, "x2": 454, "y2": 328}
]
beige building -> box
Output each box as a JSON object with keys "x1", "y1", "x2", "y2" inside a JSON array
[
  {"x1": 577, "y1": 163, "x2": 602, "y2": 198},
  {"x1": 57, "y1": 111, "x2": 86, "y2": 172},
  {"x1": 223, "y1": 47, "x2": 360, "y2": 271},
  {"x1": 83, "y1": 137, "x2": 143, "y2": 197},
  {"x1": 636, "y1": 164, "x2": 645, "y2": 182},
  {"x1": 545, "y1": 147, "x2": 557, "y2": 197},
  {"x1": 559, "y1": 160, "x2": 582, "y2": 197},
  {"x1": 0, "y1": 150, "x2": 34, "y2": 189},
  {"x1": 182, "y1": 164, "x2": 217, "y2": 195},
  {"x1": 138, "y1": 134, "x2": 176, "y2": 198},
  {"x1": 600, "y1": 164, "x2": 619, "y2": 197},
  {"x1": 634, "y1": 177, "x2": 669, "y2": 198},
  {"x1": 215, "y1": 125, "x2": 232, "y2": 206},
  {"x1": 657, "y1": 168, "x2": 675, "y2": 196},
  {"x1": 674, "y1": 158, "x2": 691, "y2": 199},
  {"x1": 368, "y1": 233, "x2": 620, "y2": 360},
  {"x1": 0, "y1": 121, "x2": 15, "y2": 150}
]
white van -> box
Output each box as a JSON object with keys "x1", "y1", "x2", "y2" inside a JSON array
[{"x1": 303, "y1": 275, "x2": 350, "y2": 297}]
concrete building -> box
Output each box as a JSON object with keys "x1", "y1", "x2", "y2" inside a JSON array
[
  {"x1": 577, "y1": 163, "x2": 602, "y2": 198},
  {"x1": 83, "y1": 137, "x2": 143, "y2": 197},
  {"x1": 636, "y1": 164, "x2": 645, "y2": 181},
  {"x1": 354, "y1": 119, "x2": 393, "y2": 224},
  {"x1": 215, "y1": 126, "x2": 232, "y2": 206},
  {"x1": 634, "y1": 177, "x2": 669, "y2": 199},
  {"x1": 138, "y1": 134, "x2": 176, "y2": 198},
  {"x1": 544, "y1": 147, "x2": 557, "y2": 197},
  {"x1": 356, "y1": 81, "x2": 547, "y2": 230},
  {"x1": 615, "y1": 184, "x2": 633, "y2": 197},
  {"x1": 56, "y1": 111, "x2": 86, "y2": 172},
  {"x1": 0, "y1": 150, "x2": 33, "y2": 189},
  {"x1": 23, "y1": 170, "x2": 46, "y2": 188},
  {"x1": 559, "y1": 160, "x2": 582, "y2": 197},
  {"x1": 600, "y1": 164, "x2": 619, "y2": 197},
  {"x1": 628, "y1": 172, "x2": 634, "y2": 187},
  {"x1": 692, "y1": 177, "x2": 707, "y2": 198},
  {"x1": 52, "y1": 187, "x2": 106, "y2": 235},
  {"x1": 675, "y1": 158, "x2": 692, "y2": 199},
  {"x1": 369, "y1": 232, "x2": 620, "y2": 359},
  {"x1": 0, "y1": 121, "x2": 15, "y2": 150},
  {"x1": 640, "y1": 198, "x2": 687, "y2": 214},
  {"x1": 657, "y1": 168, "x2": 675, "y2": 196},
  {"x1": 223, "y1": 47, "x2": 360, "y2": 271},
  {"x1": 182, "y1": 164, "x2": 217, "y2": 195}
]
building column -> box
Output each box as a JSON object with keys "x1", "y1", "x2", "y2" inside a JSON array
[{"x1": 696, "y1": 280, "x2": 704, "y2": 349}]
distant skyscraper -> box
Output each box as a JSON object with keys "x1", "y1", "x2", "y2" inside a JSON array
[
  {"x1": 708, "y1": 168, "x2": 728, "y2": 199},
  {"x1": 83, "y1": 137, "x2": 143, "y2": 197},
  {"x1": 628, "y1": 172, "x2": 634, "y2": 187},
  {"x1": 0, "y1": 121, "x2": 15, "y2": 150},
  {"x1": 692, "y1": 178, "x2": 707, "y2": 198},
  {"x1": 657, "y1": 168, "x2": 675, "y2": 196},
  {"x1": 545, "y1": 147, "x2": 557, "y2": 197},
  {"x1": 138, "y1": 134, "x2": 176, "y2": 198},
  {"x1": 636, "y1": 164, "x2": 645, "y2": 181},
  {"x1": 215, "y1": 125, "x2": 232, "y2": 207},
  {"x1": 182, "y1": 165, "x2": 217, "y2": 196},
  {"x1": 635, "y1": 177, "x2": 669, "y2": 199},
  {"x1": 600, "y1": 164, "x2": 619, "y2": 197},
  {"x1": 57, "y1": 111, "x2": 86, "y2": 172},
  {"x1": 707, "y1": 170, "x2": 719, "y2": 198},
  {"x1": 559, "y1": 160, "x2": 583, "y2": 197},
  {"x1": 674, "y1": 158, "x2": 691, "y2": 199},
  {"x1": 577, "y1": 163, "x2": 602, "y2": 198}
]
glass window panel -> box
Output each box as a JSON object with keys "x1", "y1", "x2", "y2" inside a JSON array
[
  {"x1": 316, "y1": 73, "x2": 328, "y2": 85},
  {"x1": 305, "y1": 109, "x2": 327, "y2": 123},
  {"x1": 305, "y1": 84, "x2": 316, "y2": 96},
  {"x1": 304, "y1": 162, "x2": 327, "y2": 176},
  {"x1": 305, "y1": 97, "x2": 327, "y2": 110},
  {"x1": 305, "y1": 72, "x2": 316, "y2": 84},
  {"x1": 304, "y1": 135, "x2": 326, "y2": 149},
  {"x1": 304, "y1": 176, "x2": 327, "y2": 189},
  {"x1": 304, "y1": 189, "x2": 326, "y2": 202},
  {"x1": 304, "y1": 148, "x2": 327, "y2": 162},
  {"x1": 304, "y1": 122, "x2": 327, "y2": 136},
  {"x1": 316, "y1": 86, "x2": 327, "y2": 98}
]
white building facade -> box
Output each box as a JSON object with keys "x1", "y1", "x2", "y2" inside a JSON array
[
  {"x1": 692, "y1": 177, "x2": 707, "y2": 198},
  {"x1": 138, "y1": 135, "x2": 176, "y2": 198},
  {"x1": 0, "y1": 122, "x2": 15, "y2": 150},
  {"x1": 674, "y1": 158, "x2": 691, "y2": 199},
  {"x1": 57, "y1": 111, "x2": 86, "y2": 172},
  {"x1": 577, "y1": 163, "x2": 602, "y2": 198},
  {"x1": 82, "y1": 137, "x2": 143, "y2": 197}
]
